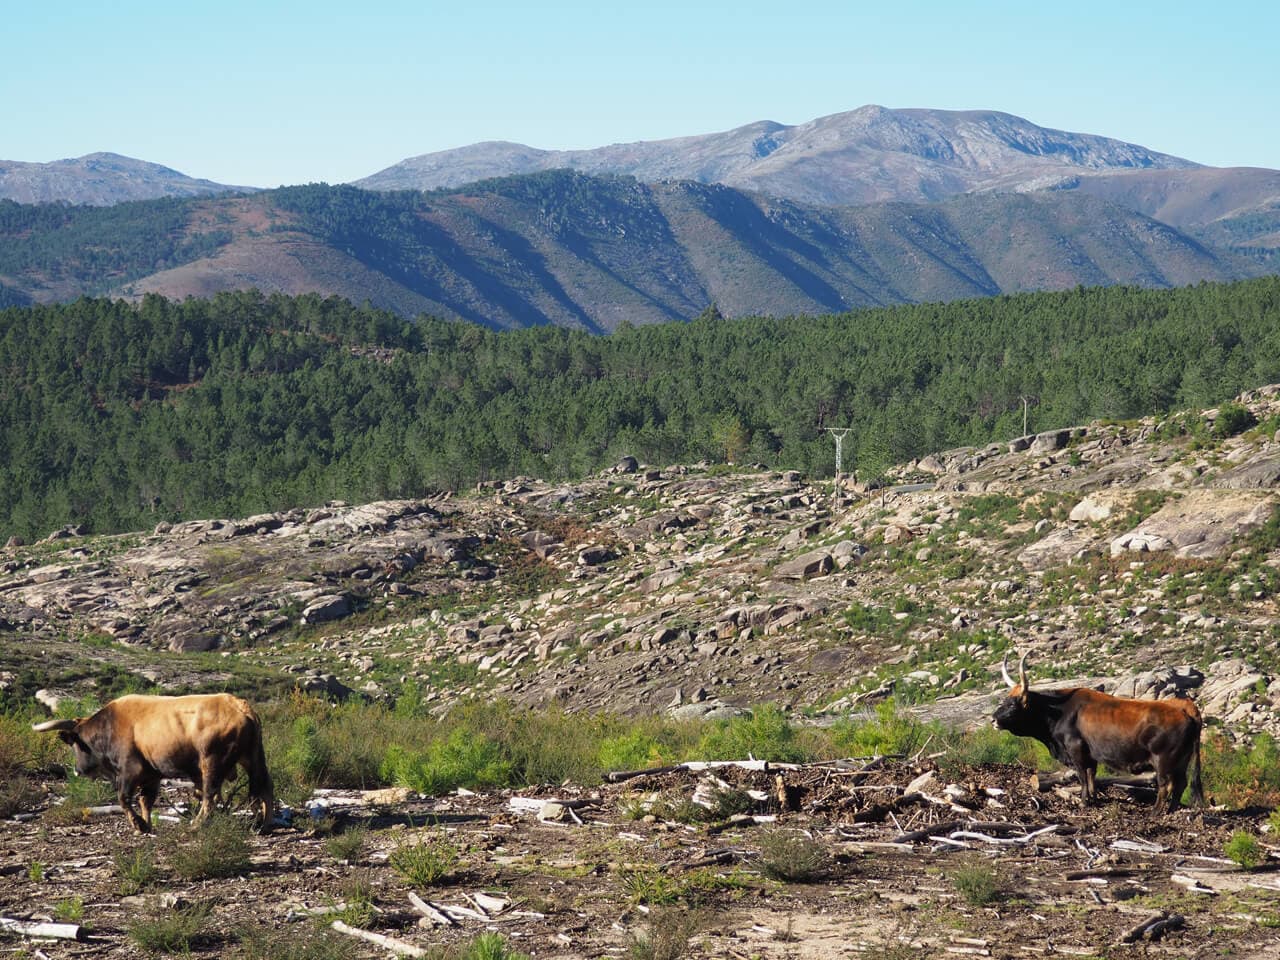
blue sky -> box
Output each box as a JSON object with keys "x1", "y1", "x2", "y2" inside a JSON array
[{"x1": 4, "y1": 1, "x2": 1277, "y2": 187}]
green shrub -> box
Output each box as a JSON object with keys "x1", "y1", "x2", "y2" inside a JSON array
[
  {"x1": 325, "y1": 826, "x2": 367, "y2": 863},
  {"x1": 382, "y1": 728, "x2": 513, "y2": 795},
  {"x1": 236, "y1": 924, "x2": 358, "y2": 960},
  {"x1": 1225, "y1": 831, "x2": 1264, "y2": 870},
  {"x1": 166, "y1": 813, "x2": 252, "y2": 880},
  {"x1": 53, "y1": 896, "x2": 85, "y2": 923},
  {"x1": 1213, "y1": 402, "x2": 1256, "y2": 438},
  {"x1": 829, "y1": 702, "x2": 936, "y2": 758},
  {"x1": 949, "y1": 857, "x2": 1002, "y2": 905},
  {"x1": 757, "y1": 828, "x2": 829, "y2": 882},
  {"x1": 0, "y1": 712, "x2": 64, "y2": 776},
  {"x1": 456, "y1": 934, "x2": 533, "y2": 960},
  {"x1": 597, "y1": 730, "x2": 664, "y2": 773},
  {"x1": 129, "y1": 900, "x2": 215, "y2": 955},
  {"x1": 697, "y1": 704, "x2": 807, "y2": 763},
  {"x1": 389, "y1": 829, "x2": 462, "y2": 888},
  {"x1": 114, "y1": 843, "x2": 159, "y2": 895},
  {"x1": 626, "y1": 907, "x2": 704, "y2": 960},
  {"x1": 1203, "y1": 732, "x2": 1280, "y2": 807}
]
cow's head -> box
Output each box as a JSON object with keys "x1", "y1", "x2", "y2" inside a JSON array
[
  {"x1": 31, "y1": 718, "x2": 102, "y2": 776},
  {"x1": 992, "y1": 651, "x2": 1032, "y2": 732}
]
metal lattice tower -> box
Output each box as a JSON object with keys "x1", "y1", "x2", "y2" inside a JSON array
[{"x1": 825, "y1": 428, "x2": 853, "y2": 481}]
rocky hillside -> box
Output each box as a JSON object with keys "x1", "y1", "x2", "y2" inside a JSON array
[
  {"x1": 0, "y1": 153, "x2": 251, "y2": 205},
  {"x1": 5, "y1": 387, "x2": 1280, "y2": 740}
]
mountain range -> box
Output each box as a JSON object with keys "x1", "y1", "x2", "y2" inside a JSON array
[
  {"x1": 0, "y1": 152, "x2": 254, "y2": 205},
  {"x1": 1, "y1": 106, "x2": 1278, "y2": 327}
]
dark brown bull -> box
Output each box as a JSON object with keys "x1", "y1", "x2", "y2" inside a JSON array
[
  {"x1": 992, "y1": 653, "x2": 1204, "y2": 812},
  {"x1": 33, "y1": 693, "x2": 274, "y2": 833}
]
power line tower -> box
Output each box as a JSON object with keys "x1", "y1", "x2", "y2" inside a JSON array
[{"x1": 825, "y1": 428, "x2": 853, "y2": 495}]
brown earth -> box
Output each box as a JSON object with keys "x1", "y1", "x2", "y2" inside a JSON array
[{"x1": 3, "y1": 759, "x2": 1279, "y2": 959}]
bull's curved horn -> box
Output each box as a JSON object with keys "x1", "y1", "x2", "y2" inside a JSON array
[
  {"x1": 31, "y1": 718, "x2": 77, "y2": 733},
  {"x1": 1001, "y1": 652, "x2": 1015, "y2": 687},
  {"x1": 1017, "y1": 652, "x2": 1030, "y2": 695}
]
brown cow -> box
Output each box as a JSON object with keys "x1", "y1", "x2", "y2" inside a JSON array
[
  {"x1": 33, "y1": 693, "x2": 274, "y2": 833},
  {"x1": 992, "y1": 653, "x2": 1204, "y2": 812}
]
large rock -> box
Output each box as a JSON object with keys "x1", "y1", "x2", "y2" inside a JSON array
[
  {"x1": 1197, "y1": 658, "x2": 1268, "y2": 717},
  {"x1": 775, "y1": 549, "x2": 834, "y2": 580},
  {"x1": 1110, "y1": 491, "x2": 1273, "y2": 560},
  {"x1": 1109, "y1": 665, "x2": 1204, "y2": 700},
  {"x1": 301, "y1": 594, "x2": 352, "y2": 625},
  {"x1": 1017, "y1": 527, "x2": 1097, "y2": 570},
  {"x1": 1030, "y1": 430, "x2": 1070, "y2": 454},
  {"x1": 1068, "y1": 496, "x2": 1114, "y2": 523}
]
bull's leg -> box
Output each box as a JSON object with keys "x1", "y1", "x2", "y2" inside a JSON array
[
  {"x1": 137, "y1": 775, "x2": 161, "y2": 830},
  {"x1": 193, "y1": 757, "x2": 224, "y2": 827},
  {"x1": 116, "y1": 782, "x2": 150, "y2": 833},
  {"x1": 1084, "y1": 765, "x2": 1098, "y2": 804},
  {"x1": 1153, "y1": 755, "x2": 1183, "y2": 814}
]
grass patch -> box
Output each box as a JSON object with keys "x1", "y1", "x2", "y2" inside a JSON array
[
  {"x1": 128, "y1": 900, "x2": 215, "y2": 955},
  {"x1": 165, "y1": 813, "x2": 253, "y2": 880},
  {"x1": 236, "y1": 924, "x2": 358, "y2": 960},
  {"x1": 949, "y1": 856, "x2": 1003, "y2": 905},
  {"x1": 626, "y1": 906, "x2": 705, "y2": 960},
  {"x1": 1225, "y1": 831, "x2": 1265, "y2": 870},
  {"x1": 114, "y1": 843, "x2": 160, "y2": 895},
  {"x1": 757, "y1": 828, "x2": 829, "y2": 882},
  {"x1": 1202, "y1": 731, "x2": 1280, "y2": 808},
  {"x1": 390, "y1": 829, "x2": 462, "y2": 888}
]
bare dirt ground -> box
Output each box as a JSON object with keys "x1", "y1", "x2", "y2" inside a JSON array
[{"x1": 3, "y1": 760, "x2": 1279, "y2": 960}]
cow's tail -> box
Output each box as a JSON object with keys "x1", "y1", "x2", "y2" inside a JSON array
[
  {"x1": 1189, "y1": 720, "x2": 1205, "y2": 808},
  {"x1": 244, "y1": 710, "x2": 276, "y2": 832}
]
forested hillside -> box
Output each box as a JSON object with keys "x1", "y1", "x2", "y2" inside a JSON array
[
  {"x1": 3, "y1": 279, "x2": 1279, "y2": 541},
  {"x1": 0, "y1": 176, "x2": 1262, "y2": 329}
]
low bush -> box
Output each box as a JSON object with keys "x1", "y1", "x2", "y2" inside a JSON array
[
  {"x1": 949, "y1": 857, "x2": 1002, "y2": 905},
  {"x1": 166, "y1": 813, "x2": 252, "y2": 880},
  {"x1": 1225, "y1": 831, "x2": 1265, "y2": 870},
  {"x1": 757, "y1": 828, "x2": 829, "y2": 882},
  {"x1": 128, "y1": 900, "x2": 215, "y2": 955},
  {"x1": 696, "y1": 704, "x2": 807, "y2": 763},
  {"x1": 626, "y1": 907, "x2": 705, "y2": 960},
  {"x1": 114, "y1": 843, "x2": 160, "y2": 895},
  {"x1": 389, "y1": 829, "x2": 462, "y2": 888}
]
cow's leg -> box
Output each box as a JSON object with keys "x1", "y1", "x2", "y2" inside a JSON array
[
  {"x1": 116, "y1": 769, "x2": 150, "y2": 833},
  {"x1": 1084, "y1": 765, "x2": 1098, "y2": 804},
  {"x1": 1153, "y1": 754, "x2": 1183, "y2": 813},
  {"x1": 137, "y1": 774, "x2": 161, "y2": 830},
  {"x1": 193, "y1": 757, "x2": 224, "y2": 827}
]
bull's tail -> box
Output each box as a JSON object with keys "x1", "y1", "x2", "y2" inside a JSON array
[
  {"x1": 243, "y1": 712, "x2": 276, "y2": 832},
  {"x1": 1189, "y1": 723, "x2": 1205, "y2": 808}
]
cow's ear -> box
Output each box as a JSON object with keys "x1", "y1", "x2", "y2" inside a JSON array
[{"x1": 1019, "y1": 687, "x2": 1029, "y2": 707}]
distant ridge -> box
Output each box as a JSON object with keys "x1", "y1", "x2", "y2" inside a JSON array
[
  {"x1": 0, "y1": 153, "x2": 254, "y2": 205},
  {"x1": 356, "y1": 105, "x2": 1201, "y2": 206},
  {"x1": 0, "y1": 175, "x2": 1259, "y2": 331}
]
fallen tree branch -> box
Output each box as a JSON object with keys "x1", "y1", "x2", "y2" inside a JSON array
[
  {"x1": 0, "y1": 919, "x2": 86, "y2": 941},
  {"x1": 406, "y1": 892, "x2": 455, "y2": 927},
  {"x1": 331, "y1": 920, "x2": 426, "y2": 957},
  {"x1": 1117, "y1": 911, "x2": 1184, "y2": 944}
]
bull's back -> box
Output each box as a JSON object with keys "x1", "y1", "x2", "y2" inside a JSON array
[
  {"x1": 110, "y1": 694, "x2": 260, "y2": 772},
  {"x1": 1072, "y1": 690, "x2": 1200, "y2": 770}
]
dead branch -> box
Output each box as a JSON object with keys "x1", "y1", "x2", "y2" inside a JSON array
[
  {"x1": 0, "y1": 919, "x2": 86, "y2": 941},
  {"x1": 406, "y1": 892, "x2": 455, "y2": 927},
  {"x1": 1117, "y1": 911, "x2": 1185, "y2": 944},
  {"x1": 331, "y1": 920, "x2": 426, "y2": 956}
]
